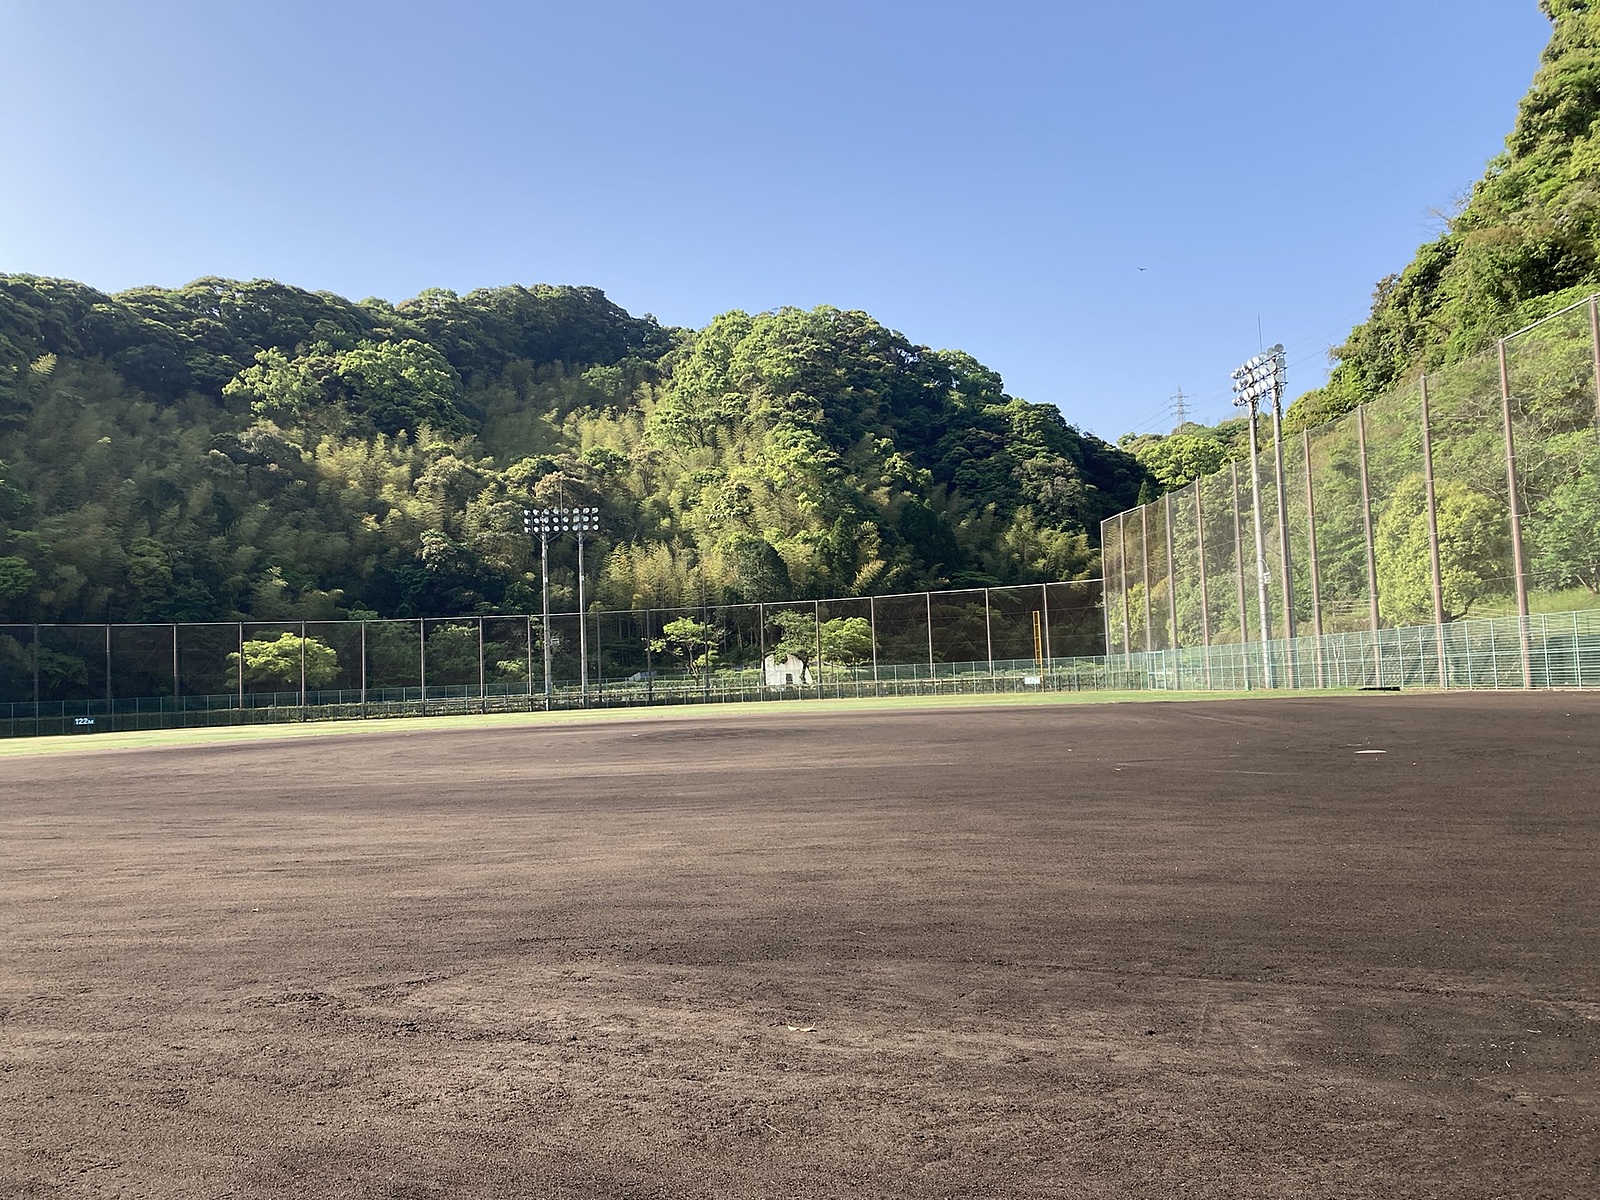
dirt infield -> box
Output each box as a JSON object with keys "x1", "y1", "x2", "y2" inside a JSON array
[{"x1": 1, "y1": 693, "x2": 1596, "y2": 1198}]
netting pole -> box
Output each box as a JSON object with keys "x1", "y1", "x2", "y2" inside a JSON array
[
  {"x1": 299, "y1": 621, "x2": 307, "y2": 717},
  {"x1": 984, "y1": 587, "x2": 994, "y2": 676},
  {"x1": 1099, "y1": 521, "x2": 1111, "y2": 656},
  {"x1": 816, "y1": 599, "x2": 824, "y2": 696},
  {"x1": 478, "y1": 615, "x2": 486, "y2": 713},
  {"x1": 646, "y1": 608, "x2": 656, "y2": 702},
  {"x1": 540, "y1": 532, "x2": 553, "y2": 703},
  {"x1": 1118, "y1": 512, "x2": 1131, "y2": 659},
  {"x1": 1040, "y1": 582, "x2": 1052, "y2": 666},
  {"x1": 925, "y1": 591, "x2": 935, "y2": 681},
  {"x1": 757, "y1": 601, "x2": 767, "y2": 692},
  {"x1": 1140, "y1": 504, "x2": 1154, "y2": 658},
  {"x1": 1302, "y1": 429, "x2": 1325, "y2": 688},
  {"x1": 1574, "y1": 611, "x2": 1584, "y2": 686},
  {"x1": 578, "y1": 533, "x2": 590, "y2": 707},
  {"x1": 868, "y1": 595, "x2": 878, "y2": 685},
  {"x1": 360, "y1": 621, "x2": 368, "y2": 717},
  {"x1": 1164, "y1": 492, "x2": 1178, "y2": 655},
  {"x1": 1194, "y1": 483, "x2": 1212, "y2": 689},
  {"x1": 1590, "y1": 296, "x2": 1600, "y2": 439},
  {"x1": 32, "y1": 624, "x2": 39, "y2": 707},
  {"x1": 1230, "y1": 462, "x2": 1251, "y2": 689},
  {"x1": 172, "y1": 623, "x2": 180, "y2": 716},
  {"x1": 1271, "y1": 391, "x2": 1296, "y2": 686},
  {"x1": 419, "y1": 618, "x2": 427, "y2": 715},
  {"x1": 106, "y1": 624, "x2": 113, "y2": 709},
  {"x1": 1497, "y1": 339, "x2": 1533, "y2": 688},
  {"x1": 237, "y1": 622, "x2": 245, "y2": 712},
  {"x1": 1357, "y1": 405, "x2": 1381, "y2": 685},
  {"x1": 526, "y1": 615, "x2": 534, "y2": 698},
  {"x1": 1419, "y1": 373, "x2": 1448, "y2": 687}
]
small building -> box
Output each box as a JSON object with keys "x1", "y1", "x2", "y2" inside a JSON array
[{"x1": 762, "y1": 654, "x2": 812, "y2": 688}]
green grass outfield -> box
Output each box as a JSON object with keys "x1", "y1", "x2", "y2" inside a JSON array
[{"x1": 0, "y1": 687, "x2": 1397, "y2": 758}]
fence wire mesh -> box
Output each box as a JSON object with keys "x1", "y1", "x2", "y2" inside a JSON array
[
  {"x1": 2, "y1": 583, "x2": 1108, "y2": 736},
  {"x1": 1100, "y1": 293, "x2": 1600, "y2": 686}
]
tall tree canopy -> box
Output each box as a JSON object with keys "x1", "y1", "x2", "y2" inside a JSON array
[{"x1": 0, "y1": 275, "x2": 1144, "y2": 625}]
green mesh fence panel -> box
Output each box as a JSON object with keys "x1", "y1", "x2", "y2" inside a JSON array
[{"x1": 1505, "y1": 305, "x2": 1600, "y2": 611}]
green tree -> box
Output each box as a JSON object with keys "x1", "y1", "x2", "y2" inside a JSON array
[
  {"x1": 1530, "y1": 446, "x2": 1600, "y2": 591},
  {"x1": 0, "y1": 555, "x2": 35, "y2": 619},
  {"x1": 767, "y1": 608, "x2": 818, "y2": 665},
  {"x1": 1374, "y1": 477, "x2": 1511, "y2": 623},
  {"x1": 819, "y1": 615, "x2": 873, "y2": 664},
  {"x1": 649, "y1": 616, "x2": 719, "y2": 673},
  {"x1": 226, "y1": 633, "x2": 340, "y2": 689}
]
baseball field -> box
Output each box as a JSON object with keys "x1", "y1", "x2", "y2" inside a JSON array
[{"x1": 1, "y1": 691, "x2": 1595, "y2": 1198}]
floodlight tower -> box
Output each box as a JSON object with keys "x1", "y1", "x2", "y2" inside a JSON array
[
  {"x1": 569, "y1": 505, "x2": 601, "y2": 705},
  {"x1": 524, "y1": 507, "x2": 557, "y2": 701},
  {"x1": 1231, "y1": 345, "x2": 1286, "y2": 688},
  {"x1": 524, "y1": 503, "x2": 604, "y2": 705}
]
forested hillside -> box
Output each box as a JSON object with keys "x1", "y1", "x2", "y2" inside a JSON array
[
  {"x1": 1291, "y1": 0, "x2": 1599, "y2": 428},
  {"x1": 0, "y1": 276, "x2": 1144, "y2": 624},
  {"x1": 1123, "y1": 0, "x2": 1593, "y2": 485}
]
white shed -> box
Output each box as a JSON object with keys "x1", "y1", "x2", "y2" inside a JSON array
[{"x1": 762, "y1": 654, "x2": 812, "y2": 687}]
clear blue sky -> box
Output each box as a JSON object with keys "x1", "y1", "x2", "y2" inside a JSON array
[{"x1": 0, "y1": 1, "x2": 1555, "y2": 441}]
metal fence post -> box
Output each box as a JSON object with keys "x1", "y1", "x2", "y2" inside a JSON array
[
  {"x1": 1194, "y1": 483, "x2": 1212, "y2": 688},
  {"x1": 360, "y1": 620, "x2": 368, "y2": 717},
  {"x1": 1419, "y1": 373, "x2": 1449, "y2": 687},
  {"x1": 983, "y1": 587, "x2": 994, "y2": 675},
  {"x1": 868, "y1": 595, "x2": 878, "y2": 685},
  {"x1": 815, "y1": 598, "x2": 824, "y2": 695},
  {"x1": 105, "y1": 624, "x2": 113, "y2": 712},
  {"x1": 1302, "y1": 428, "x2": 1325, "y2": 688},
  {"x1": 1357, "y1": 405, "x2": 1382, "y2": 685},
  {"x1": 478, "y1": 615, "x2": 486, "y2": 712},
  {"x1": 299, "y1": 621, "x2": 307, "y2": 716},
  {"x1": 1230, "y1": 462, "x2": 1251, "y2": 689},
  {"x1": 645, "y1": 608, "x2": 656, "y2": 702},
  {"x1": 1040, "y1": 582, "x2": 1053, "y2": 667},
  {"x1": 925, "y1": 590, "x2": 935, "y2": 681},
  {"x1": 1497, "y1": 338, "x2": 1534, "y2": 688},
  {"x1": 1591, "y1": 296, "x2": 1600, "y2": 440},
  {"x1": 758, "y1": 601, "x2": 767, "y2": 691},
  {"x1": 1140, "y1": 504, "x2": 1154, "y2": 657},
  {"x1": 237, "y1": 622, "x2": 245, "y2": 711},
  {"x1": 1271, "y1": 402, "x2": 1296, "y2": 687},
  {"x1": 1118, "y1": 512, "x2": 1131, "y2": 659},
  {"x1": 1244, "y1": 401, "x2": 1274, "y2": 687},
  {"x1": 171, "y1": 623, "x2": 180, "y2": 717},
  {"x1": 419, "y1": 618, "x2": 427, "y2": 714}
]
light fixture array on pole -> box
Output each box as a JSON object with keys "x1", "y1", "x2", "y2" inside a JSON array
[
  {"x1": 524, "y1": 504, "x2": 603, "y2": 705},
  {"x1": 1231, "y1": 344, "x2": 1286, "y2": 688}
]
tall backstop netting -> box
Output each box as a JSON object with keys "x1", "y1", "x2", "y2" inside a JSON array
[
  {"x1": 1102, "y1": 294, "x2": 1600, "y2": 691},
  {"x1": 0, "y1": 581, "x2": 1106, "y2": 736}
]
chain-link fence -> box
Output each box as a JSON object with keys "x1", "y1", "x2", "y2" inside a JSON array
[
  {"x1": 0, "y1": 581, "x2": 1105, "y2": 736},
  {"x1": 1103, "y1": 293, "x2": 1600, "y2": 688}
]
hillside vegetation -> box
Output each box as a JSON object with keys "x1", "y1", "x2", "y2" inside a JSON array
[
  {"x1": 1126, "y1": 1, "x2": 1596, "y2": 482},
  {"x1": 0, "y1": 277, "x2": 1144, "y2": 624},
  {"x1": 1284, "y1": 0, "x2": 1600, "y2": 430}
]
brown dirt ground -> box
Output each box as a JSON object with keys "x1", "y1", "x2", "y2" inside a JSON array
[{"x1": 1, "y1": 692, "x2": 1597, "y2": 1199}]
